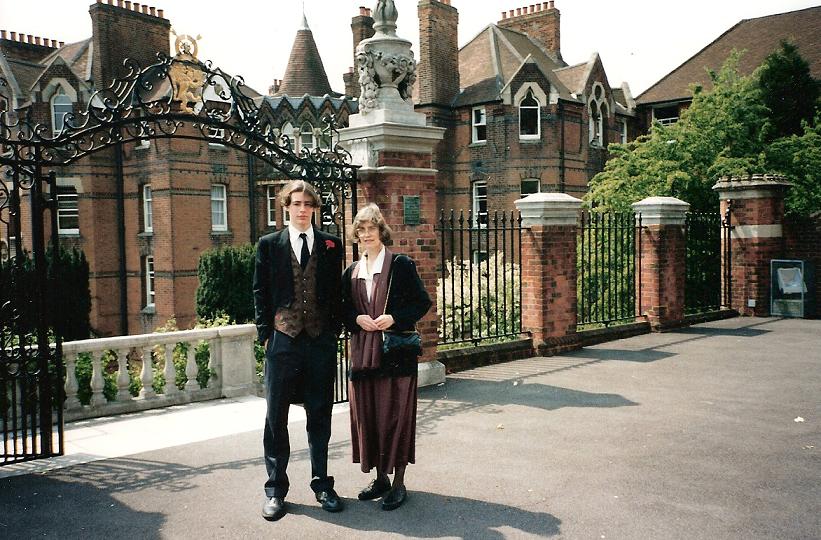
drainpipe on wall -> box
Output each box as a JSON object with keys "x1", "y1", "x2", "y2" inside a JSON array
[
  {"x1": 115, "y1": 143, "x2": 128, "y2": 336},
  {"x1": 247, "y1": 154, "x2": 257, "y2": 243},
  {"x1": 558, "y1": 100, "x2": 566, "y2": 193}
]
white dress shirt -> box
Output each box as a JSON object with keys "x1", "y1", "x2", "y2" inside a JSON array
[
  {"x1": 357, "y1": 246, "x2": 386, "y2": 302},
  {"x1": 288, "y1": 224, "x2": 314, "y2": 261}
]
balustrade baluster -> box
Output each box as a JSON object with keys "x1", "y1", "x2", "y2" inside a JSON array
[
  {"x1": 140, "y1": 346, "x2": 156, "y2": 399},
  {"x1": 64, "y1": 352, "x2": 81, "y2": 410},
  {"x1": 90, "y1": 351, "x2": 106, "y2": 407},
  {"x1": 184, "y1": 341, "x2": 198, "y2": 392},
  {"x1": 115, "y1": 348, "x2": 131, "y2": 401},
  {"x1": 163, "y1": 344, "x2": 180, "y2": 396}
]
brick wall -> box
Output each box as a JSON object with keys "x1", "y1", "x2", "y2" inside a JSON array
[
  {"x1": 90, "y1": 0, "x2": 170, "y2": 89},
  {"x1": 784, "y1": 213, "x2": 821, "y2": 316},
  {"x1": 497, "y1": 2, "x2": 561, "y2": 55},
  {"x1": 417, "y1": 0, "x2": 459, "y2": 107}
]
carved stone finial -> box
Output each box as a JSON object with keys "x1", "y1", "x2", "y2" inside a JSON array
[
  {"x1": 353, "y1": 0, "x2": 418, "y2": 121},
  {"x1": 373, "y1": 0, "x2": 399, "y2": 37}
]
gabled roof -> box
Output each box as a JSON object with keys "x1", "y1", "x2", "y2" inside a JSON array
[
  {"x1": 275, "y1": 15, "x2": 334, "y2": 98},
  {"x1": 637, "y1": 6, "x2": 821, "y2": 105},
  {"x1": 455, "y1": 24, "x2": 572, "y2": 107}
]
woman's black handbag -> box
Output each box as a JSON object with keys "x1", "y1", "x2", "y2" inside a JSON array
[
  {"x1": 381, "y1": 264, "x2": 423, "y2": 361},
  {"x1": 382, "y1": 330, "x2": 422, "y2": 357}
]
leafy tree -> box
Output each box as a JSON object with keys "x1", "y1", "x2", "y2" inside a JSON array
[
  {"x1": 765, "y1": 114, "x2": 821, "y2": 216},
  {"x1": 587, "y1": 52, "x2": 767, "y2": 212},
  {"x1": 757, "y1": 41, "x2": 820, "y2": 141}
]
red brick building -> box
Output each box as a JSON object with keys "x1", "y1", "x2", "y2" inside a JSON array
[
  {"x1": 2, "y1": 0, "x2": 637, "y2": 337},
  {"x1": 1, "y1": 1, "x2": 355, "y2": 337},
  {"x1": 635, "y1": 5, "x2": 821, "y2": 130}
]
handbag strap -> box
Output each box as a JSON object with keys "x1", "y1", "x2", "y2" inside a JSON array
[{"x1": 382, "y1": 260, "x2": 393, "y2": 316}]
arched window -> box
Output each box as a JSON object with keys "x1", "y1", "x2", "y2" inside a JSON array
[
  {"x1": 300, "y1": 122, "x2": 315, "y2": 151},
  {"x1": 280, "y1": 122, "x2": 295, "y2": 147},
  {"x1": 51, "y1": 88, "x2": 73, "y2": 134},
  {"x1": 519, "y1": 89, "x2": 540, "y2": 139},
  {"x1": 588, "y1": 83, "x2": 609, "y2": 147}
]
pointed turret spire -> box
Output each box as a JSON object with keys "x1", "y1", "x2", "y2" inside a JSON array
[{"x1": 276, "y1": 10, "x2": 333, "y2": 96}]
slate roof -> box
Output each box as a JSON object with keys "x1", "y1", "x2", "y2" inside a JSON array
[{"x1": 637, "y1": 6, "x2": 821, "y2": 105}]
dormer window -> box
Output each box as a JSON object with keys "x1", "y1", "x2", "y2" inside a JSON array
[
  {"x1": 519, "y1": 89, "x2": 540, "y2": 140},
  {"x1": 51, "y1": 88, "x2": 73, "y2": 135}
]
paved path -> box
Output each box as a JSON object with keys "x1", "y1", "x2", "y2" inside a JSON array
[{"x1": 1, "y1": 317, "x2": 819, "y2": 539}]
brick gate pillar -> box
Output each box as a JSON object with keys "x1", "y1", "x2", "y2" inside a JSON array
[
  {"x1": 514, "y1": 193, "x2": 583, "y2": 355},
  {"x1": 632, "y1": 196, "x2": 690, "y2": 330},
  {"x1": 712, "y1": 174, "x2": 791, "y2": 316},
  {"x1": 338, "y1": 3, "x2": 446, "y2": 386}
]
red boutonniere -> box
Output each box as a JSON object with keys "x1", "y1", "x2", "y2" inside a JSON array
[{"x1": 325, "y1": 239, "x2": 336, "y2": 249}]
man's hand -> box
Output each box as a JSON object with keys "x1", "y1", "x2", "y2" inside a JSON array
[
  {"x1": 373, "y1": 314, "x2": 395, "y2": 330},
  {"x1": 356, "y1": 314, "x2": 380, "y2": 332}
]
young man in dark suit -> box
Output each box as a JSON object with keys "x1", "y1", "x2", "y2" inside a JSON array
[{"x1": 253, "y1": 180, "x2": 344, "y2": 521}]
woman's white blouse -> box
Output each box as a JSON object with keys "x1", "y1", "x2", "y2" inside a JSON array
[{"x1": 357, "y1": 246, "x2": 386, "y2": 302}]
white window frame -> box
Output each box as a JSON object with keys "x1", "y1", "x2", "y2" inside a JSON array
[
  {"x1": 620, "y1": 119, "x2": 628, "y2": 144},
  {"x1": 266, "y1": 186, "x2": 277, "y2": 227},
  {"x1": 145, "y1": 256, "x2": 155, "y2": 308},
  {"x1": 518, "y1": 89, "x2": 541, "y2": 140},
  {"x1": 472, "y1": 180, "x2": 488, "y2": 228},
  {"x1": 143, "y1": 184, "x2": 153, "y2": 233},
  {"x1": 57, "y1": 186, "x2": 79, "y2": 235},
  {"x1": 472, "y1": 106, "x2": 487, "y2": 143},
  {"x1": 210, "y1": 184, "x2": 228, "y2": 232},
  {"x1": 51, "y1": 88, "x2": 73, "y2": 135},
  {"x1": 300, "y1": 122, "x2": 315, "y2": 152},
  {"x1": 520, "y1": 178, "x2": 541, "y2": 197}
]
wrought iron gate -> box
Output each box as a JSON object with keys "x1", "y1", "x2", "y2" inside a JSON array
[
  {"x1": 1, "y1": 50, "x2": 358, "y2": 464},
  {"x1": 684, "y1": 208, "x2": 733, "y2": 314}
]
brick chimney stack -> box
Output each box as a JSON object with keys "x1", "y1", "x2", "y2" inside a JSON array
[
  {"x1": 497, "y1": 2, "x2": 561, "y2": 59},
  {"x1": 345, "y1": 7, "x2": 375, "y2": 98},
  {"x1": 89, "y1": 0, "x2": 170, "y2": 89},
  {"x1": 417, "y1": 0, "x2": 459, "y2": 107},
  {"x1": 0, "y1": 28, "x2": 61, "y2": 63}
]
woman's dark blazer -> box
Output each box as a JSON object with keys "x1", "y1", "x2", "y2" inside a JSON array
[{"x1": 340, "y1": 253, "x2": 432, "y2": 334}]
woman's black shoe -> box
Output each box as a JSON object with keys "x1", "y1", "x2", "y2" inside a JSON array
[
  {"x1": 381, "y1": 485, "x2": 407, "y2": 510},
  {"x1": 358, "y1": 478, "x2": 391, "y2": 501}
]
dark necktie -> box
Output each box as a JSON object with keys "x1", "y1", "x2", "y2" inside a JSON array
[{"x1": 299, "y1": 232, "x2": 309, "y2": 270}]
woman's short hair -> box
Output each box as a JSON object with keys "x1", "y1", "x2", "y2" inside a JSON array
[
  {"x1": 350, "y1": 203, "x2": 393, "y2": 244},
  {"x1": 279, "y1": 180, "x2": 320, "y2": 208}
]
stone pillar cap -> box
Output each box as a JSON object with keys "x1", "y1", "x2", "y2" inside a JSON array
[
  {"x1": 514, "y1": 192, "x2": 583, "y2": 227},
  {"x1": 712, "y1": 174, "x2": 792, "y2": 192},
  {"x1": 712, "y1": 174, "x2": 792, "y2": 199},
  {"x1": 632, "y1": 196, "x2": 690, "y2": 226}
]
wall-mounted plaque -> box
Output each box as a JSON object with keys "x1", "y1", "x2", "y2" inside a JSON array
[{"x1": 403, "y1": 196, "x2": 420, "y2": 225}]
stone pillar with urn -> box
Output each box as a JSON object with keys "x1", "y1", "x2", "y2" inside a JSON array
[{"x1": 339, "y1": 0, "x2": 446, "y2": 386}]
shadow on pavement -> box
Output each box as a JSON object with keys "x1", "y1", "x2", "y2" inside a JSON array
[
  {"x1": 287, "y1": 490, "x2": 561, "y2": 538},
  {"x1": 0, "y1": 475, "x2": 165, "y2": 538},
  {"x1": 567, "y1": 347, "x2": 677, "y2": 363}
]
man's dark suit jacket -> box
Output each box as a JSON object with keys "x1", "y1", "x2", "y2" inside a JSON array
[{"x1": 253, "y1": 227, "x2": 343, "y2": 344}]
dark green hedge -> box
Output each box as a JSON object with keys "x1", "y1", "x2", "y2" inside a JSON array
[
  {"x1": 1, "y1": 245, "x2": 91, "y2": 341},
  {"x1": 195, "y1": 243, "x2": 255, "y2": 323}
]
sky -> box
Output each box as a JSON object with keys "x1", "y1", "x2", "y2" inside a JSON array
[{"x1": 1, "y1": 0, "x2": 818, "y2": 97}]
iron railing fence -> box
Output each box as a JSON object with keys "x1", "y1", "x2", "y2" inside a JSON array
[
  {"x1": 578, "y1": 211, "x2": 642, "y2": 328},
  {"x1": 436, "y1": 210, "x2": 524, "y2": 346},
  {"x1": 685, "y1": 212, "x2": 723, "y2": 314}
]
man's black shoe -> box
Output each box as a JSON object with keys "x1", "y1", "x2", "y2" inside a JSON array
[
  {"x1": 358, "y1": 478, "x2": 391, "y2": 501},
  {"x1": 262, "y1": 496, "x2": 286, "y2": 521},
  {"x1": 316, "y1": 488, "x2": 344, "y2": 512},
  {"x1": 381, "y1": 485, "x2": 407, "y2": 511}
]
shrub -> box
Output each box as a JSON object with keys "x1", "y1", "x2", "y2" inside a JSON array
[{"x1": 195, "y1": 244, "x2": 256, "y2": 323}]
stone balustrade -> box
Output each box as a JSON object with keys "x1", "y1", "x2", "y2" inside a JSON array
[{"x1": 61, "y1": 324, "x2": 259, "y2": 422}]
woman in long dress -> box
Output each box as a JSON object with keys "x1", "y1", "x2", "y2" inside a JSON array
[{"x1": 341, "y1": 203, "x2": 432, "y2": 511}]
